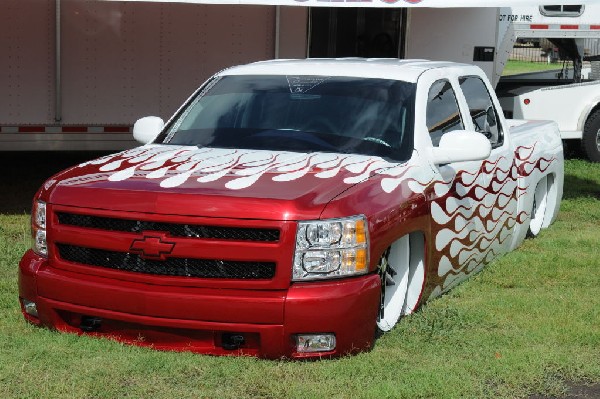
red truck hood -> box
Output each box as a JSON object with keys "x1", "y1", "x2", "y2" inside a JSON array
[{"x1": 42, "y1": 145, "x2": 402, "y2": 220}]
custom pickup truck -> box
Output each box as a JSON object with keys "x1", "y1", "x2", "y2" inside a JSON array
[{"x1": 19, "y1": 59, "x2": 564, "y2": 359}]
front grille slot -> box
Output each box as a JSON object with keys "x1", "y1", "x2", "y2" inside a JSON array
[
  {"x1": 57, "y1": 213, "x2": 280, "y2": 242},
  {"x1": 57, "y1": 244, "x2": 276, "y2": 280}
]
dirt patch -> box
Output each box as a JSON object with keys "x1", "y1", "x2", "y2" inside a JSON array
[{"x1": 530, "y1": 383, "x2": 600, "y2": 399}]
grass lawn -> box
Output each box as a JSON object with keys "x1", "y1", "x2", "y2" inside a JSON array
[
  {"x1": 0, "y1": 156, "x2": 599, "y2": 398},
  {"x1": 502, "y1": 60, "x2": 571, "y2": 76}
]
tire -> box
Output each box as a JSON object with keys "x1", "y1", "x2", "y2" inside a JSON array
[
  {"x1": 581, "y1": 109, "x2": 600, "y2": 163},
  {"x1": 527, "y1": 176, "x2": 549, "y2": 238}
]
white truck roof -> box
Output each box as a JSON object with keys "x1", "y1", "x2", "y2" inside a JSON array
[{"x1": 219, "y1": 58, "x2": 478, "y2": 83}]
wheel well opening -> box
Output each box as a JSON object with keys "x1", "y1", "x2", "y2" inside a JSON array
[
  {"x1": 542, "y1": 172, "x2": 558, "y2": 228},
  {"x1": 586, "y1": 103, "x2": 600, "y2": 126}
]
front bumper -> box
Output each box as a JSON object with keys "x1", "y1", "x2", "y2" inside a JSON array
[{"x1": 19, "y1": 250, "x2": 380, "y2": 359}]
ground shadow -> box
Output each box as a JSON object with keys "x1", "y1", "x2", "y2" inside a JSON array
[
  {"x1": 1, "y1": 148, "x2": 598, "y2": 214},
  {"x1": 562, "y1": 173, "x2": 600, "y2": 201},
  {"x1": 0, "y1": 151, "x2": 113, "y2": 214}
]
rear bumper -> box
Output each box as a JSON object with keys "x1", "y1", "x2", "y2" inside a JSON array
[{"x1": 19, "y1": 250, "x2": 380, "y2": 359}]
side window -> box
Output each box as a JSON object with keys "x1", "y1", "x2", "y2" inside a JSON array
[
  {"x1": 426, "y1": 80, "x2": 464, "y2": 146},
  {"x1": 459, "y1": 76, "x2": 504, "y2": 147},
  {"x1": 539, "y1": 5, "x2": 584, "y2": 17}
]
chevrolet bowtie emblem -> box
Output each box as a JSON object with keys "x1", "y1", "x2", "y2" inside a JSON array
[{"x1": 129, "y1": 233, "x2": 175, "y2": 261}]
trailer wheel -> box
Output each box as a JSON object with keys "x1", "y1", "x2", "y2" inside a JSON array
[{"x1": 581, "y1": 109, "x2": 600, "y2": 163}]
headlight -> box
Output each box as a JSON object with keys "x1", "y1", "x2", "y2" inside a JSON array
[
  {"x1": 293, "y1": 216, "x2": 369, "y2": 281},
  {"x1": 31, "y1": 200, "x2": 48, "y2": 257}
]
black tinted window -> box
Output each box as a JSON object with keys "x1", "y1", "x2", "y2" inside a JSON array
[
  {"x1": 459, "y1": 76, "x2": 503, "y2": 147},
  {"x1": 540, "y1": 5, "x2": 584, "y2": 16},
  {"x1": 426, "y1": 80, "x2": 464, "y2": 146},
  {"x1": 156, "y1": 75, "x2": 416, "y2": 162}
]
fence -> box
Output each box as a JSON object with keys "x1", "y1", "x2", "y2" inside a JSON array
[
  {"x1": 510, "y1": 38, "x2": 600, "y2": 64},
  {"x1": 510, "y1": 39, "x2": 562, "y2": 63}
]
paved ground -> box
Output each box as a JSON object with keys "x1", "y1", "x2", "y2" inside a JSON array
[{"x1": 1, "y1": 150, "x2": 598, "y2": 399}]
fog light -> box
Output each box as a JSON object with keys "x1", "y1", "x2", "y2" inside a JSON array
[
  {"x1": 295, "y1": 334, "x2": 336, "y2": 353},
  {"x1": 21, "y1": 299, "x2": 38, "y2": 318}
]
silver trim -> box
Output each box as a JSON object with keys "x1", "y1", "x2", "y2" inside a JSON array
[
  {"x1": 55, "y1": 0, "x2": 62, "y2": 122},
  {"x1": 275, "y1": 6, "x2": 280, "y2": 59}
]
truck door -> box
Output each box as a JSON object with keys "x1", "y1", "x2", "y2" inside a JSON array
[
  {"x1": 424, "y1": 78, "x2": 488, "y2": 293},
  {"x1": 458, "y1": 75, "x2": 518, "y2": 258}
]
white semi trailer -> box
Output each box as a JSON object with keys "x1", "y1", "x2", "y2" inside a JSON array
[
  {"x1": 0, "y1": 0, "x2": 308, "y2": 151},
  {"x1": 495, "y1": 4, "x2": 600, "y2": 162},
  {"x1": 2, "y1": 1, "x2": 599, "y2": 160}
]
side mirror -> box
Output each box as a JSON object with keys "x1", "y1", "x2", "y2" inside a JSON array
[
  {"x1": 133, "y1": 116, "x2": 165, "y2": 144},
  {"x1": 430, "y1": 130, "x2": 492, "y2": 165}
]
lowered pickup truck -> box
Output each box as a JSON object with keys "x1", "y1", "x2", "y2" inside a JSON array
[{"x1": 19, "y1": 59, "x2": 564, "y2": 359}]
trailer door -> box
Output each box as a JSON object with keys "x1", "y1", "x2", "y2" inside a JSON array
[{"x1": 308, "y1": 8, "x2": 407, "y2": 58}]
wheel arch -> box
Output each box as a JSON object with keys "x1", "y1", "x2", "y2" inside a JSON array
[
  {"x1": 578, "y1": 100, "x2": 600, "y2": 133},
  {"x1": 402, "y1": 231, "x2": 426, "y2": 315},
  {"x1": 542, "y1": 171, "x2": 562, "y2": 229}
]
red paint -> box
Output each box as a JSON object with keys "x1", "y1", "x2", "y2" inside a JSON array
[
  {"x1": 18, "y1": 126, "x2": 45, "y2": 133},
  {"x1": 62, "y1": 126, "x2": 89, "y2": 133},
  {"x1": 19, "y1": 149, "x2": 426, "y2": 358},
  {"x1": 17, "y1": 139, "x2": 559, "y2": 358},
  {"x1": 129, "y1": 234, "x2": 176, "y2": 260},
  {"x1": 20, "y1": 249, "x2": 379, "y2": 359},
  {"x1": 103, "y1": 126, "x2": 131, "y2": 133}
]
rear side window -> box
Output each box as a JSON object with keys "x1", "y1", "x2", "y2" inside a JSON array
[
  {"x1": 459, "y1": 76, "x2": 504, "y2": 148},
  {"x1": 426, "y1": 80, "x2": 464, "y2": 146}
]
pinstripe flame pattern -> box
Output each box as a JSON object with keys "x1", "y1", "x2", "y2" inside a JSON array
[
  {"x1": 63, "y1": 143, "x2": 554, "y2": 299},
  {"x1": 66, "y1": 145, "x2": 435, "y2": 192},
  {"x1": 427, "y1": 144, "x2": 556, "y2": 298}
]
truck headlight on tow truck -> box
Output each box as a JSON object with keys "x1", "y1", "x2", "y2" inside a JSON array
[
  {"x1": 293, "y1": 216, "x2": 369, "y2": 281},
  {"x1": 31, "y1": 200, "x2": 47, "y2": 257}
]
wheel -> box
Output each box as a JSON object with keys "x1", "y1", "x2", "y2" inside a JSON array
[
  {"x1": 581, "y1": 109, "x2": 600, "y2": 163},
  {"x1": 527, "y1": 176, "x2": 549, "y2": 238},
  {"x1": 376, "y1": 236, "x2": 410, "y2": 332}
]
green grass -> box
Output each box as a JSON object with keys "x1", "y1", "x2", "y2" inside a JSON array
[
  {"x1": 502, "y1": 60, "x2": 570, "y2": 76},
  {"x1": 1, "y1": 159, "x2": 599, "y2": 398}
]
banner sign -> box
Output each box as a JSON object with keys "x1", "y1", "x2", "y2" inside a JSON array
[{"x1": 99, "y1": 0, "x2": 597, "y2": 8}]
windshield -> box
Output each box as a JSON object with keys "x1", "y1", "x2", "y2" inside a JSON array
[{"x1": 157, "y1": 75, "x2": 416, "y2": 162}]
